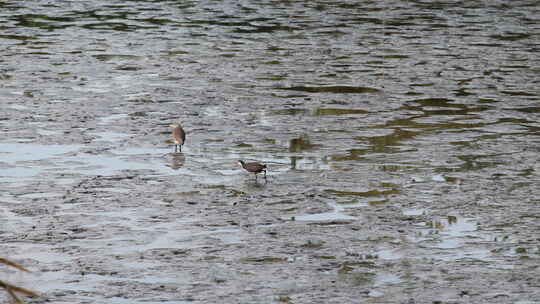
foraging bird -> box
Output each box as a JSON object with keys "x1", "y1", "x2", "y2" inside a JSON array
[
  {"x1": 238, "y1": 160, "x2": 267, "y2": 181},
  {"x1": 169, "y1": 123, "x2": 186, "y2": 152}
]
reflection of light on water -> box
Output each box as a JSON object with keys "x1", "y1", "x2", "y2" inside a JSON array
[
  {"x1": 374, "y1": 272, "x2": 401, "y2": 287},
  {"x1": 368, "y1": 290, "x2": 384, "y2": 297},
  {"x1": 412, "y1": 216, "x2": 498, "y2": 262},
  {"x1": 288, "y1": 156, "x2": 331, "y2": 170},
  {"x1": 366, "y1": 272, "x2": 402, "y2": 298},
  {"x1": 37, "y1": 129, "x2": 60, "y2": 136},
  {"x1": 112, "y1": 147, "x2": 170, "y2": 155},
  {"x1": 0, "y1": 143, "x2": 83, "y2": 181},
  {"x1": 0, "y1": 143, "x2": 82, "y2": 162},
  {"x1": 107, "y1": 227, "x2": 242, "y2": 254},
  {"x1": 9, "y1": 104, "x2": 28, "y2": 110},
  {"x1": 294, "y1": 201, "x2": 355, "y2": 222},
  {"x1": 0, "y1": 167, "x2": 45, "y2": 181},
  {"x1": 90, "y1": 131, "x2": 132, "y2": 142},
  {"x1": 403, "y1": 208, "x2": 425, "y2": 216},
  {"x1": 0, "y1": 142, "x2": 192, "y2": 179},
  {"x1": 13, "y1": 243, "x2": 72, "y2": 264},
  {"x1": 415, "y1": 216, "x2": 478, "y2": 248},
  {"x1": 98, "y1": 113, "x2": 128, "y2": 124},
  {"x1": 375, "y1": 249, "x2": 402, "y2": 260},
  {"x1": 18, "y1": 192, "x2": 63, "y2": 199},
  {"x1": 64, "y1": 154, "x2": 179, "y2": 176}
]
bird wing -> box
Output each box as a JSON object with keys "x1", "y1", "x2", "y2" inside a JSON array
[
  {"x1": 180, "y1": 127, "x2": 186, "y2": 142},
  {"x1": 173, "y1": 127, "x2": 185, "y2": 144}
]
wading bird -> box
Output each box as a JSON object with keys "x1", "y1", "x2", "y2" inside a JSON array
[
  {"x1": 238, "y1": 160, "x2": 267, "y2": 181},
  {"x1": 169, "y1": 123, "x2": 185, "y2": 152}
]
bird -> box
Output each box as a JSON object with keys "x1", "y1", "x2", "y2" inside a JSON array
[
  {"x1": 169, "y1": 123, "x2": 186, "y2": 152},
  {"x1": 238, "y1": 160, "x2": 267, "y2": 181}
]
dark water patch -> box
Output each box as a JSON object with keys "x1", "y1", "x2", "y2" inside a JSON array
[
  {"x1": 261, "y1": 60, "x2": 281, "y2": 65},
  {"x1": 266, "y1": 45, "x2": 289, "y2": 52},
  {"x1": 319, "y1": 73, "x2": 340, "y2": 78},
  {"x1": 289, "y1": 137, "x2": 318, "y2": 152},
  {"x1": 272, "y1": 108, "x2": 308, "y2": 116},
  {"x1": 235, "y1": 143, "x2": 252, "y2": 148},
  {"x1": 166, "y1": 50, "x2": 190, "y2": 56},
  {"x1": 477, "y1": 98, "x2": 499, "y2": 104},
  {"x1": 496, "y1": 117, "x2": 535, "y2": 125},
  {"x1": 115, "y1": 65, "x2": 144, "y2": 71},
  {"x1": 348, "y1": 17, "x2": 383, "y2": 25},
  {"x1": 314, "y1": 29, "x2": 349, "y2": 37},
  {"x1": 277, "y1": 86, "x2": 381, "y2": 94},
  {"x1": 66, "y1": 7, "x2": 137, "y2": 21},
  {"x1": 261, "y1": 138, "x2": 276, "y2": 145},
  {"x1": 300, "y1": 240, "x2": 325, "y2": 249},
  {"x1": 362, "y1": 128, "x2": 421, "y2": 154},
  {"x1": 93, "y1": 54, "x2": 141, "y2": 62},
  {"x1": 411, "y1": 120, "x2": 487, "y2": 130},
  {"x1": 234, "y1": 24, "x2": 299, "y2": 34},
  {"x1": 0, "y1": 34, "x2": 36, "y2": 41},
  {"x1": 363, "y1": 199, "x2": 387, "y2": 206},
  {"x1": 514, "y1": 106, "x2": 540, "y2": 114},
  {"x1": 137, "y1": 17, "x2": 177, "y2": 26},
  {"x1": 12, "y1": 14, "x2": 74, "y2": 30},
  {"x1": 26, "y1": 51, "x2": 52, "y2": 56},
  {"x1": 307, "y1": 220, "x2": 353, "y2": 226},
  {"x1": 272, "y1": 93, "x2": 310, "y2": 99},
  {"x1": 411, "y1": 97, "x2": 457, "y2": 107},
  {"x1": 187, "y1": 19, "x2": 252, "y2": 27},
  {"x1": 469, "y1": 42, "x2": 504, "y2": 48},
  {"x1": 490, "y1": 32, "x2": 531, "y2": 41},
  {"x1": 314, "y1": 108, "x2": 369, "y2": 116},
  {"x1": 374, "y1": 54, "x2": 410, "y2": 59},
  {"x1": 409, "y1": 83, "x2": 434, "y2": 87},
  {"x1": 364, "y1": 60, "x2": 385, "y2": 67},
  {"x1": 325, "y1": 189, "x2": 399, "y2": 197},
  {"x1": 386, "y1": 19, "x2": 419, "y2": 27},
  {"x1": 455, "y1": 155, "x2": 505, "y2": 171},
  {"x1": 329, "y1": 149, "x2": 367, "y2": 162},
  {"x1": 240, "y1": 257, "x2": 287, "y2": 264},
  {"x1": 81, "y1": 22, "x2": 142, "y2": 31},
  {"x1": 453, "y1": 88, "x2": 475, "y2": 97},
  {"x1": 339, "y1": 269, "x2": 376, "y2": 286},
  {"x1": 500, "y1": 90, "x2": 537, "y2": 97}
]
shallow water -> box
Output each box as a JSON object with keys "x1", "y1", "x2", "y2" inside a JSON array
[{"x1": 1, "y1": 1, "x2": 539, "y2": 303}]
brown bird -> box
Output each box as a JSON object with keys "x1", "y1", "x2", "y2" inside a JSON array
[
  {"x1": 169, "y1": 123, "x2": 186, "y2": 152},
  {"x1": 238, "y1": 160, "x2": 267, "y2": 181}
]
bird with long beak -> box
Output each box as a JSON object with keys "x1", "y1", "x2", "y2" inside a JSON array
[
  {"x1": 238, "y1": 160, "x2": 267, "y2": 181},
  {"x1": 169, "y1": 123, "x2": 186, "y2": 152}
]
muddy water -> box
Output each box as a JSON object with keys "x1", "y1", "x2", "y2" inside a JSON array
[{"x1": 1, "y1": 1, "x2": 539, "y2": 303}]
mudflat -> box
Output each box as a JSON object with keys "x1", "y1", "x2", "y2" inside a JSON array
[{"x1": 1, "y1": 1, "x2": 539, "y2": 303}]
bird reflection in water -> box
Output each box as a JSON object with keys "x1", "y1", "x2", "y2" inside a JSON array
[{"x1": 168, "y1": 152, "x2": 185, "y2": 170}]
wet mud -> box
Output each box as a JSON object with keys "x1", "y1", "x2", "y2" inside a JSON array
[{"x1": 1, "y1": 1, "x2": 540, "y2": 303}]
